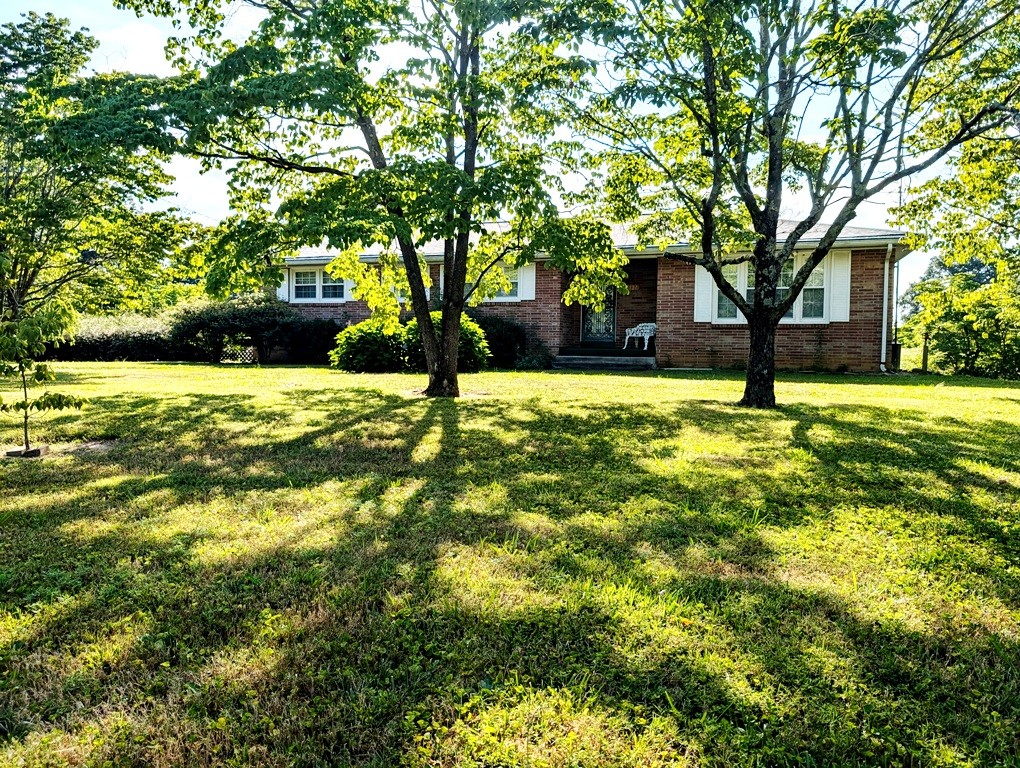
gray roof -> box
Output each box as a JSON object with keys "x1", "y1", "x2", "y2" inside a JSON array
[
  {"x1": 284, "y1": 219, "x2": 907, "y2": 265},
  {"x1": 609, "y1": 220, "x2": 905, "y2": 250}
]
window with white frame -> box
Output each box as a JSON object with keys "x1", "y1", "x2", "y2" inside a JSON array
[
  {"x1": 439, "y1": 261, "x2": 534, "y2": 302},
  {"x1": 801, "y1": 264, "x2": 825, "y2": 318},
  {"x1": 322, "y1": 272, "x2": 345, "y2": 299},
  {"x1": 496, "y1": 265, "x2": 519, "y2": 298},
  {"x1": 462, "y1": 263, "x2": 519, "y2": 298},
  {"x1": 290, "y1": 268, "x2": 350, "y2": 302},
  {"x1": 776, "y1": 260, "x2": 794, "y2": 318},
  {"x1": 294, "y1": 270, "x2": 317, "y2": 299},
  {"x1": 714, "y1": 257, "x2": 825, "y2": 323},
  {"x1": 717, "y1": 264, "x2": 739, "y2": 319}
]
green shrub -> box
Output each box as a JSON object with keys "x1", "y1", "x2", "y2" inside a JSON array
[
  {"x1": 51, "y1": 303, "x2": 345, "y2": 365},
  {"x1": 468, "y1": 312, "x2": 527, "y2": 369},
  {"x1": 404, "y1": 312, "x2": 489, "y2": 373},
  {"x1": 285, "y1": 318, "x2": 344, "y2": 364},
  {"x1": 169, "y1": 294, "x2": 297, "y2": 363},
  {"x1": 516, "y1": 349, "x2": 554, "y2": 370},
  {"x1": 330, "y1": 318, "x2": 405, "y2": 373},
  {"x1": 50, "y1": 315, "x2": 176, "y2": 362}
]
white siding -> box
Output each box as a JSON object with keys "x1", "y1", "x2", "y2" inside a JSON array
[
  {"x1": 827, "y1": 250, "x2": 852, "y2": 322},
  {"x1": 518, "y1": 263, "x2": 537, "y2": 300},
  {"x1": 693, "y1": 265, "x2": 714, "y2": 322},
  {"x1": 276, "y1": 269, "x2": 289, "y2": 301}
]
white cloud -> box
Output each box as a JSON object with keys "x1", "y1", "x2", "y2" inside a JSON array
[
  {"x1": 162, "y1": 158, "x2": 233, "y2": 224},
  {"x1": 91, "y1": 20, "x2": 177, "y2": 76}
]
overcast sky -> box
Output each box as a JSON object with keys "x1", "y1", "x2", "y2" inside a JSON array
[{"x1": 3, "y1": 0, "x2": 930, "y2": 293}]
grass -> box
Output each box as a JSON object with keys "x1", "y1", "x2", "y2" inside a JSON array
[{"x1": 1, "y1": 363, "x2": 1018, "y2": 767}]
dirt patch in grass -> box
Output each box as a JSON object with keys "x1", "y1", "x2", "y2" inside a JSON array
[
  {"x1": 2, "y1": 440, "x2": 118, "y2": 459},
  {"x1": 71, "y1": 440, "x2": 118, "y2": 455}
]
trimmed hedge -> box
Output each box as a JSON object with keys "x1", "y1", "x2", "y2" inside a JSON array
[
  {"x1": 52, "y1": 297, "x2": 343, "y2": 364},
  {"x1": 56, "y1": 329, "x2": 177, "y2": 362},
  {"x1": 54, "y1": 315, "x2": 177, "y2": 362}
]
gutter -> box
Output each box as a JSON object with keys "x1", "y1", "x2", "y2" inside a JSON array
[
  {"x1": 284, "y1": 236, "x2": 911, "y2": 267},
  {"x1": 880, "y1": 243, "x2": 892, "y2": 373}
]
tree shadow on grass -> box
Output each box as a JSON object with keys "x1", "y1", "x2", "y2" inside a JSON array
[{"x1": 0, "y1": 381, "x2": 1018, "y2": 765}]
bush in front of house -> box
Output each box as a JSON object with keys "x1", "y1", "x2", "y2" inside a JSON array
[
  {"x1": 467, "y1": 312, "x2": 527, "y2": 369},
  {"x1": 330, "y1": 318, "x2": 406, "y2": 373},
  {"x1": 52, "y1": 298, "x2": 341, "y2": 365},
  {"x1": 515, "y1": 347, "x2": 554, "y2": 370},
  {"x1": 170, "y1": 294, "x2": 298, "y2": 363},
  {"x1": 285, "y1": 317, "x2": 345, "y2": 364},
  {"x1": 404, "y1": 311, "x2": 489, "y2": 373},
  {"x1": 331, "y1": 313, "x2": 491, "y2": 374},
  {"x1": 50, "y1": 314, "x2": 177, "y2": 362}
]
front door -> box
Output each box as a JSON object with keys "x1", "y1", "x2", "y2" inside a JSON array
[{"x1": 581, "y1": 289, "x2": 617, "y2": 343}]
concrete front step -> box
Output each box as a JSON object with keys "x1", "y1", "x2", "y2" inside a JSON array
[{"x1": 552, "y1": 355, "x2": 657, "y2": 371}]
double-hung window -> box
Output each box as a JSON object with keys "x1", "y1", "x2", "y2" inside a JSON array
[
  {"x1": 777, "y1": 260, "x2": 794, "y2": 319},
  {"x1": 322, "y1": 272, "x2": 345, "y2": 300},
  {"x1": 801, "y1": 264, "x2": 825, "y2": 319},
  {"x1": 497, "y1": 265, "x2": 519, "y2": 298},
  {"x1": 291, "y1": 269, "x2": 348, "y2": 302},
  {"x1": 713, "y1": 256, "x2": 826, "y2": 323},
  {"x1": 717, "y1": 264, "x2": 740, "y2": 319},
  {"x1": 294, "y1": 270, "x2": 317, "y2": 299}
]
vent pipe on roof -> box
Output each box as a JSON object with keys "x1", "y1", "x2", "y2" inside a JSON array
[{"x1": 880, "y1": 244, "x2": 892, "y2": 373}]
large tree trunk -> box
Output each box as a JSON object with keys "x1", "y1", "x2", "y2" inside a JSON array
[
  {"x1": 425, "y1": 306, "x2": 461, "y2": 397},
  {"x1": 740, "y1": 318, "x2": 778, "y2": 408},
  {"x1": 425, "y1": 354, "x2": 459, "y2": 397}
]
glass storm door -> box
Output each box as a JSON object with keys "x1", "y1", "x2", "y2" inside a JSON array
[{"x1": 581, "y1": 289, "x2": 616, "y2": 342}]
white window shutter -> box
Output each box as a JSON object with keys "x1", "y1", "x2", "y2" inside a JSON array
[
  {"x1": 344, "y1": 278, "x2": 356, "y2": 302},
  {"x1": 828, "y1": 250, "x2": 851, "y2": 322},
  {"x1": 693, "y1": 265, "x2": 713, "y2": 322},
  {"x1": 519, "y1": 263, "x2": 537, "y2": 300},
  {"x1": 276, "y1": 270, "x2": 289, "y2": 301}
]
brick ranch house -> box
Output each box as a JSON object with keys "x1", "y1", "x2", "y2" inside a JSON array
[{"x1": 277, "y1": 221, "x2": 910, "y2": 371}]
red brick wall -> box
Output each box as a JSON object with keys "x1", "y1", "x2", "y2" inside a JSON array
[
  {"x1": 469, "y1": 263, "x2": 570, "y2": 354},
  {"x1": 654, "y1": 248, "x2": 893, "y2": 371},
  {"x1": 615, "y1": 259, "x2": 658, "y2": 347},
  {"x1": 290, "y1": 301, "x2": 370, "y2": 324},
  {"x1": 286, "y1": 249, "x2": 894, "y2": 372}
]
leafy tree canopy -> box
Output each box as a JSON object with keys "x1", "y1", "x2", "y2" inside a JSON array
[
  {"x1": 115, "y1": 0, "x2": 627, "y2": 395},
  {"x1": 538, "y1": 0, "x2": 1020, "y2": 405},
  {"x1": 901, "y1": 261, "x2": 1020, "y2": 378},
  {"x1": 0, "y1": 12, "x2": 189, "y2": 321},
  {"x1": 895, "y1": 131, "x2": 1020, "y2": 270},
  {"x1": 900, "y1": 254, "x2": 997, "y2": 319}
]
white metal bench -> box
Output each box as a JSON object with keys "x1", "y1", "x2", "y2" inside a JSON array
[{"x1": 623, "y1": 322, "x2": 657, "y2": 351}]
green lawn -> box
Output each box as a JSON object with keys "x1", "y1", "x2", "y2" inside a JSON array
[{"x1": 1, "y1": 364, "x2": 1018, "y2": 767}]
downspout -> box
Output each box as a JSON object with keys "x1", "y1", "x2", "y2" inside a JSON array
[
  {"x1": 880, "y1": 244, "x2": 892, "y2": 373},
  {"x1": 893, "y1": 256, "x2": 900, "y2": 345}
]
